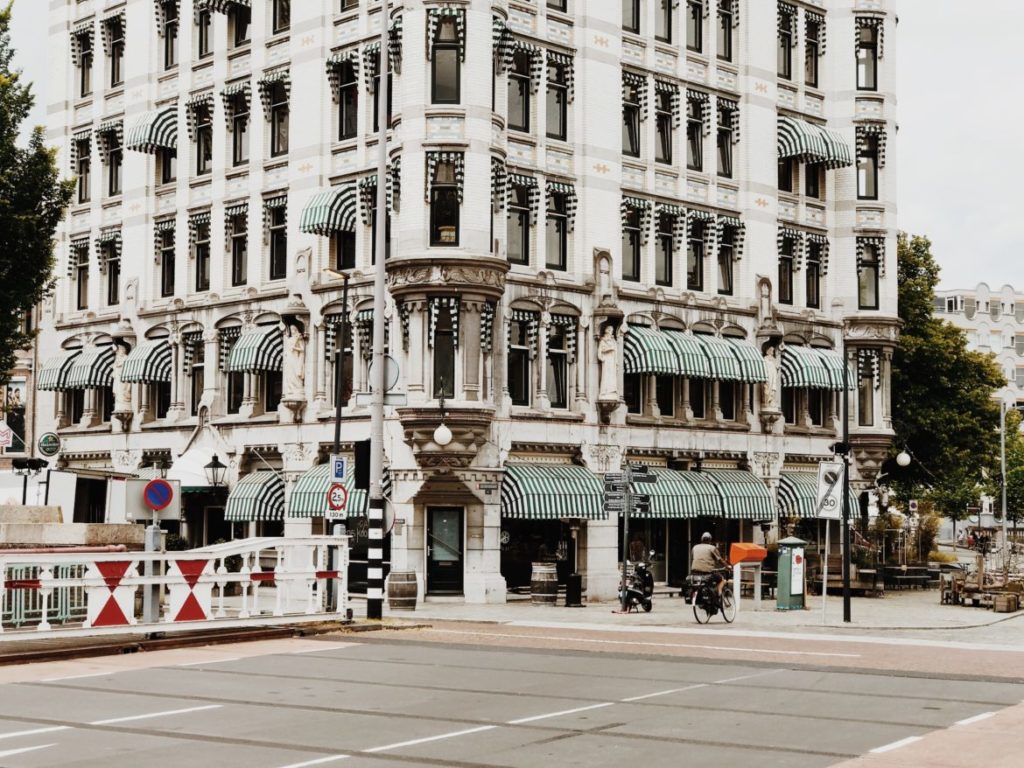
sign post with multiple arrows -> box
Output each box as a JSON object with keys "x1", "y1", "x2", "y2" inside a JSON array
[{"x1": 608, "y1": 464, "x2": 658, "y2": 612}]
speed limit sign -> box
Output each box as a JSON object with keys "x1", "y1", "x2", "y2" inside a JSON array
[
  {"x1": 816, "y1": 461, "x2": 844, "y2": 520},
  {"x1": 327, "y1": 483, "x2": 349, "y2": 514}
]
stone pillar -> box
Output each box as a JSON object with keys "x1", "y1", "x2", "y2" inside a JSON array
[
  {"x1": 407, "y1": 300, "x2": 426, "y2": 400},
  {"x1": 463, "y1": 301, "x2": 481, "y2": 402},
  {"x1": 202, "y1": 329, "x2": 219, "y2": 413},
  {"x1": 240, "y1": 371, "x2": 256, "y2": 418},
  {"x1": 646, "y1": 375, "x2": 658, "y2": 417},
  {"x1": 584, "y1": 515, "x2": 621, "y2": 602},
  {"x1": 311, "y1": 322, "x2": 324, "y2": 409},
  {"x1": 462, "y1": 496, "x2": 507, "y2": 604},
  {"x1": 681, "y1": 377, "x2": 693, "y2": 421},
  {"x1": 82, "y1": 388, "x2": 98, "y2": 427},
  {"x1": 881, "y1": 348, "x2": 893, "y2": 429},
  {"x1": 536, "y1": 311, "x2": 551, "y2": 410},
  {"x1": 712, "y1": 381, "x2": 722, "y2": 421},
  {"x1": 573, "y1": 318, "x2": 587, "y2": 411}
]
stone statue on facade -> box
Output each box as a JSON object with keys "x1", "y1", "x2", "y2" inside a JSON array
[
  {"x1": 597, "y1": 325, "x2": 619, "y2": 401},
  {"x1": 112, "y1": 344, "x2": 132, "y2": 413},
  {"x1": 282, "y1": 324, "x2": 306, "y2": 401},
  {"x1": 761, "y1": 345, "x2": 781, "y2": 411}
]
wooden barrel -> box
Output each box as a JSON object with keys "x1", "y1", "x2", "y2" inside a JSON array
[
  {"x1": 387, "y1": 570, "x2": 418, "y2": 611},
  {"x1": 530, "y1": 563, "x2": 558, "y2": 605}
]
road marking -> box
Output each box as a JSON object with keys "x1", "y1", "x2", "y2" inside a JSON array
[
  {"x1": 507, "y1": 702, "x2": 615, "y2": 724},
  {"x1": 871, "y1": 736, "x2": 923, "y2": 753},
  {"x1": 90, "y1": 704, "x2": 222, "y2": 726},
  {"x1": 713, "y1": 669, "x2": 785, "y2": 684},
  {"x1": 0, "y1": 726, "x2": 70, "y2": 741},
  {"x1": 365, "y1": 725, "x2": 497, "y2": 753},
  {"x1": 955, "y1": 712, "x2": 995, "y2": 726},
  {"x1": 621, "y1": 684, "x2": 708, "y2": 702},
  {"x1": 422, "y1": 629, "x2": 861, "y2": 658},
  {"x1": 0, "y1": 744, "x2": 57, "y2": 758},
  {"x1": 42, "y1": 672, "x2": 113, "y2": 682},
  {"x1": 274, "y1": 756, "x2": 350, "y2": 768},
  {"x1": 178, "y1": 658, "x2": 242, "y2": 666}
]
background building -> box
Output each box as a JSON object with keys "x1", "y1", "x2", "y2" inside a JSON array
[{"x1": 37, "y1": 0, "x2": 898, "y2": 602}]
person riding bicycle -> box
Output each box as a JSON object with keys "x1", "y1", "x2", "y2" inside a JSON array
[{"x1": 690, "y1": 532, "x2": 729, "y2": 606}]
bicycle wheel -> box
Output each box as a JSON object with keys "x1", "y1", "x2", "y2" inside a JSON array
[
  {"x1": 693, "y1": 592, "x2": 712, "y2": 624},
  {"x1": 720, "y1": 585, "x2": 736, "y2": 623}
]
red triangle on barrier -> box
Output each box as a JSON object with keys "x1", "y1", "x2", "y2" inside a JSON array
[
  {"x1": 93, "y1": 595, "x2": 130, "y2": 627},
  {"x1": 175, "y1": 560, "x2": 208, "y2": 589},
  {"x1": 175, "y1": 592, "x2": 208, "y2": 622},
  {"x1": 96, "y1": 561, "x2": 132, "y2": 592}
]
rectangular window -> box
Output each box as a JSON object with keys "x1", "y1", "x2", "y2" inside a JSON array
[
  {"x1": 194, "y1": 221, "x2": 210, "y2": 292},
  {"x1": 656, "y1": 0, "x2": 672, "y2": 43},
  {"x1": 76, "y1": 255, "x2": 89, "y2": 310},
  {"x1": 547, "y1": 325, "x2": 568, "y2": 409},
  {"x1": 264, "y1": 370, "x2": 283, "y2": 413},
  {"x1": 232, "y1": 5, "x2": 251, "y2": 47},
  {"x1": 230, "y1": 214, "x2": 248, "y2": 286},
  {"x1": 433, "y1": 312, "x2": 456, "y2": 399},
  {"x1": 808, "y1": 388, "x2": 826, "y2": 427},
  {"x1": 622, "y1": 79, "x2": 641, "y2": 157},
  {"x1": 686, "y1": 0, "x2": 702, "y2": 52},
  {"x1": 718, "y1": 231, "x2": 734, "y2": 295},
  {"x1": 269, "y1": 207, "x2": 287, "y2": 280},
  {"x1": 508, "y1": 51, "x2": 531, "y2": 132},
  {"x1": 689, "y1": 378, "x2": 707, "y2": 419},
  {"x1": 195, "y1": 105, "x2": 213, "y2": 176},
  {"x1": 190, "y1": 343, "x2": 205, "y2": 417},
  {"x1": 545, "y1": 192, "x2": 568, "y2": 270},
  {"x1": 341, "y1": 0, "x2": 359, "y2": 10},
  {"x1": 687, "y1": 222, "x2": 704, "y2": 290},
  {"x1": 857, "y1": 135, "x2": 879, "y2": 200},
  {"x1": 778, "y1": 7, "x2": 793, "y2": 79},
  {"x1": 79, "y1": 36, "x2": 93, "y2": 97},
  {"x1": 719, "y1": 381, "x2": 737, "y2": 421},
  {"x1": 717, "y1": 2, "x2": 733, "y2": 61},
  {"x1": 76, "y1": 141, "x2": 90, "y2": 204},
  {"x1": 778, "y1": 242, "x2": 794, "y2": 305},
  {"x1": 805, "y1": 163, "x2": 822, "y2": 199},
  {"x1": 163, "y1": 2, "x2": 179, "y2": 69},
  {"x1": 856, "y1": 23, "x2": 878, "y2": 90},
  {"x1": 686, "y1": 99, "x2": 703, "y2": 170},
  {"x1": 778, "y1": 157, "x2": 794, "y2": 192},
  {"x1": 507, "y1": 184, "x2": 530, "y2": 266},
  {"x1": 227, "y1": 371, "x2": 244, "y2": 414},
  {"x1": 656, "y1": 376, "x2": 674, "y2": 417},
  {"x1": 655, "y1": 90, "x2": 673, "y2": 164},
  {"x1": 431, "y1": 19, "x2": 461, "y2": 105},
  {"x1": 805, "y1": 20, "x2": 820, "y2": 87},
  {"x1": 623, "y1": 0, "x2": 640, "y2": 33},
  {"x1": 782, "y1": 387, "x2": 796, "y2": 424},
  {"x1": 100, "y1": 387, "x2": 114, "y2": 423},
  {"x1": 153, "y1": 381, "x2": 171, "y2": 419},
  {"x1": 806, "y1": 242, "x2": 821, "y2": 309},
  {"x1": 508, "y1": 319, "x2": 531, "y2": 406},
  {"x1": 104, "y1": 244, "x2": 119, "y2": 306},
  {"x1": 232, "y1": 97, "x2": 250, "y2": 166},
  {"x1": 656, "y1": 212, "x2": 673, "y2": 286},
  {"x1": 338, "y1": 63, "x2": 358, "y2": 141},
  {"x1": 857, "y1": 244, "x2": 880, "y2": 310},
  {"x1": 197, "y1": 9, "x2": 212, "y2": 58},
  {"x1": 270, "y1": 83, "x2": 289, "y2": 157},
  {"x1": 624, "y1": 373, "x2": 642, "y2": 414},
  {"x1": 108, "y1": 20, "x2": 124, "y2": 88},
  {"x1": 429, "y1": 160, "x2": 460, "y2": 247},
  {"x1": 160, "y1": 149, "x2": 177, "y2": 184},
  {"x1": 717, "y1": 120, "x2": 733, "y2": 178},
  {"x1": 107, "y1": 139, "x2": 122, "y2": 197},
  {"x1": 373, "y1": 72, "x2": 393, "y2": 131},
  {"x1": 333, "y1": 230, "x2": 355, "y2": 271},
  {"x1": 159, "y1": 229, "x2": 175, "y2": 297},
  {"x1": 548, "y1": 0, "x2": 567, "y2": 10},
  {"x1": 273, "y1": 0, "x2": 291, "y2": 34},
  {"x1": 546, "y1": 60, "x2": 568, "y2": 141},
  {"x1": 858, "y1": 373, "x2": 874, "y2": 426},
  {"x1": 621, "y1": 207, "x2": 641, "y2": 281}
]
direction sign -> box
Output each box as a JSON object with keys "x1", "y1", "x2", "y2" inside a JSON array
[
  {"x1": 604, "y1": 481, "x2": 626, "y2": 493},
  {"x1": 143, "y1": 479, "x2": 174, "y2": 511},
  {"x1": 604, "y1": 472, "x2": 624, "y2": 482},
  {"x1": 816, "y1": 461, "x2": 844, "y2": 520},
  {"x1": 629, "y1": 464, "x2": 650, "y2": 474},
  {"x1": 908, "y1": 499, "x2": 919, "y2": 513},
  {"x1": 631, "y1": 474, "x2": 657, "y2": 484},
  {"x1": 330, "y1": 454, "x2": 347, "y2": 483},
  {"x1": 605, "y1": 490, "x2": 625, "y2": 500},
  {"x1": 327, "y1": 482, "x2": 349, "y2": 512},
  {"x1": 37, "y1": 432, "x2": 61, "y2": 457}
]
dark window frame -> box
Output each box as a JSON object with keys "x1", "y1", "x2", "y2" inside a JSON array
[
  {"x1": 621, "y1": 208, "x2": 641, "y2": 282},
  {"x1": 159, "y1": 148, "x2": 177, "y2": 184},
  {"x1": 269, "y1": 82, "x2": 290, "y2": 157},
  {"x1": 431, "y1": 18, "x2": 462, "y2": 105},
  {"x1": 372, "y1": 71, "x2": 393, "y2": 132},
  {"x1": 686, "y1": 0, "x2": 702, "y2": 52},
  {"x1": 717, "y1": 120, "x2": 733, "y2": 178},
  {"x1": 778, "y1": 241, "x2": 794, "y2": 305},
  {"x1": 623, "y1": 0, "x2": 640, "y2": 34},
  {"x1": 79, "y1": 37, "x2": 93, "y2": 97},
  {"x1": 547, "y1": 325, "x2": 569, "y2": 409},
  {"x1": 159, "y1": 229, "x2": 175, "y2": 297},
  {"x1": 546, "y1": 60, "x2": 568, "y2": 141},
  {"x1": 686, "y1": 100, "x2": 703, "y2": 170},
  {"x1": 805, "y1": 20, "x2": 820, "y2": 87},
  {"x1": 333, "y1": 230, "x2": 356, "y2": 270},
  {"x1": 856, "y1": 24, "x2": 878, "y2": 91},
  {"x1": 508, "y1": 51, "x2": 531, "y2": 133},
  {"x1": 545, "y1": 192, "x2": 568, "y2": 270},
  {"x1": 107, "y1": 140, "x2": 122, "y2": 197},
  {"x1": 656, "y1": 0, "x2": 673, "y2": 44},
  {"x1": 163, "y1": 1, "x2": 179, "y2": 70},
  {"x1": 687, "y1": 225, "x2": 704, "y2": 291},
  {"x1": 655, "y1": 90, "x2": 673, "y2": 164},
  {"x1": 338, "y1": 62, "x2": 358, "y2": 141},
  {"x1": 230, "y1": 214, "x2": 248, "y2": 286},
  {"x1": 74, "y1": 254, "x2": 89, "y2": 310},
  {"x1": 857, "y1": 244, "x2": 880, "y2": 310},
  {"x1": 656, "y1": 212, "x2": 673, "y2": 287},
  {"x1": 857, "y1": 135, "x2": 879, "y2": 200},
  {"x1": 717, "y1": 3, "x2": 733, "y2": 61},
  {"x1": 433, "y1": 312, "x2": 456, "y2": 399},
  {"x1": 622, "y1": 80, "x2": 641, "y2": 157},
  {"x1": 232, "y1": 5, "x2": 252, "y2": 47},
  {"x1": 805, "y1": 162, "x2": 822, "y2": 199},
  {"x1": 194, "y1": 221, "x2": 211, "y2": 292},
  {"x1": 103, "y1": 243, "x2": 119, "y2": 306},
  {"x1": 778, "y1": 8, "x2": 793, "y2": 79},
  {"x1": 778, "y1": 157, "x2": 794, "y2": 192},
  {"x1": 272, "y1": 0, "x2": 291, "y2": 34},
  {"x1": 508, "y1": 319, "x2": 532, "y2": 407},
  {"x1": 195, "y1": 104, "x2": 213, "y2": 176},
  {"x1": 231, "y1": 97, "x2": 250, "y2": 166},
  {"x1": 429, "y1": 161, "x2": 461, "y2": 247},
  {"x1": 805, "y1": 243, "x2": 821, "y2": 309},
  {"x1": 196, "y1": 8, "x2": 212, "y2": 58},
  {"x1": 268, "y1": 206, "x2": 288, "y2": 281},
  {"x1": 718, "y1": 231, "x2": 734, "y2": 296},
  {"x1": 76, "y1": 142, "x2": 91, "y2": 204},
  {"x1": 507, "y1": 184, "x2": 531, "y2": 266},
  {"x1": 108, "y1": 19, "x2": 124, "y2": 88}
]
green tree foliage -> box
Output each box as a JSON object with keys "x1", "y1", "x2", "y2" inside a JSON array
[
  {"x1": 888, "y1": 234, "x2": 1005, "y2": 522},
  {"x1": 0, "y1": 2, "x2": 73, "y2": 382}
]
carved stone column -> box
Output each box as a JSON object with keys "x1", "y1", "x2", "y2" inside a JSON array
[
  {"x1": 573, "y1": 317, "x2": 588, "y2": 412},
  {"x1": 463, "y1": 300, "x2": 482, "y2": 402},
  {"x1": 881, "y1": 348, "x2": 893, "y2": 429},
  {"x1": 407, "y1": 299, "x2": 426, "y2": 399},
  {"x1": 536, "y1": 311, "x2": 551, "y2": 411}
]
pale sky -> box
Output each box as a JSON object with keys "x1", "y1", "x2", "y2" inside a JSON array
[{"x1": 8, "y1": 0, "x2": 1022, "y2": 290}]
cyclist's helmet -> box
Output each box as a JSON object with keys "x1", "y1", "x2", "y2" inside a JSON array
[{"x1": 701, "y1": 532, "x2": 712, "y2": 542}]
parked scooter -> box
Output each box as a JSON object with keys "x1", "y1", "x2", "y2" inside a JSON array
[{"x1": 620, "y1": 550, "x2": 656, "y2": 612}]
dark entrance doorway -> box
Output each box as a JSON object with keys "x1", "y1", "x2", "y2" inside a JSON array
[{"x1": 426, "y1": 507, "x2": 463, "y2": 594}]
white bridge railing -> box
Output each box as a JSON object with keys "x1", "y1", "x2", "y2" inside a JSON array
[{"x1": 0, "y1": 536, "x2": 348, "y2": 639}]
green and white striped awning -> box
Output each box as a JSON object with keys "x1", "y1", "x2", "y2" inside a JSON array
[
  {"x1": 501, "y1": 464, "x2": 606, "y2": 520},
  {"x1": 781, "y1": 345, "x2": 835, "y2": 390},
  {"x1": 299, "y1": 185, "x2": 358, "y2": 236},
  {"x1": 65, "y1": 346, "x2": 115, "y2": 389},
  {"x1": 694, "y1": 335, "x2": 743, "y2": 381},
  {"x1": 289, "y1": 464, "x2": 392, "y2": 518},
  {"x1": 705, "y1": 469, "x2": 776, "y2": 521},
  {"x1": 623, "y1": 326, "x2": 679, "y2": 375},
  {"x1": 36, "y1": 351, "x2": 82, "y2": 391},
  {"x1": 637, "y1": 469, "x2": 723, "y2": 519},
  {"x1": 726, "y1": 338, "x2": 769, "y2": 383},
  {"x1": 816, "y1": 125, "x2": 854, "y2": 169},
  {"x1": 778, "y1": 471, "x2": 861, "y2": 519},
  {"x1": 225, "y1": 471, "x2": 284, "y2": 522},
  {"x1": 662, "y1": 330, "x2": 713, "y2": 379},
  {"x1": 778, "y1": 116, "x2": 826, "y2": 162},
  {"x1": 120, "y1": 340, "x2": 172, "y2": 384},
  {"x1": 226, "y1": 325, "x2": 283, "y2": 373},
  {"x1": 125, "y1": 107, "x2": 178, "y2": 153},
  {"x1": 815, "y1": 348, "x2": 855, "y2": 390}
]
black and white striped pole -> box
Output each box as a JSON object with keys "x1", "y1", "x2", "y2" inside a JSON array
[{"x1": 366, "y1": 0, "x2": 390, "y2": 621}]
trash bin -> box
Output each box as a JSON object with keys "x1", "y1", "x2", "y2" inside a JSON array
[
  {"x1": 776, "y1": 536, "x2": 807, "y2": 611},
  {"x1": 565, "y1": 573, "x2": 583, "y2": 607}
]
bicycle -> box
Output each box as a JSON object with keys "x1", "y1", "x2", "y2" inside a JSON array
[{"x1": 691, "y1": 569, "x2": 736, "y2": 624}]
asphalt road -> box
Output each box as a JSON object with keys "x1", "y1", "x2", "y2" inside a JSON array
[{"x1": 0, "y1": 632, "x2": 1020, "y2": 768}]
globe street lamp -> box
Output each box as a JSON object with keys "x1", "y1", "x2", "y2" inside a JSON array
[{"x1": 433, "y1": 379, "x2": 453, "y2": 448}]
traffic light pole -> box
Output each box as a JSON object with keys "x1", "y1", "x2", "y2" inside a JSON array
[
  {"x1": 620, "y1": 464, "x2": 631, "y2": 612},
  {"x1": 841, "y1": 340, "x2": 852, "y2": 623}
]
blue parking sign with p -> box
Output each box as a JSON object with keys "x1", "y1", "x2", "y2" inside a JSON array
[{"x1": 331, "y1": 454, "x2": 347, "y2": 483}]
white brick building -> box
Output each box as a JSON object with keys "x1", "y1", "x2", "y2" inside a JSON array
[{"x1": 37, "y1": 0, "x2": 898, "y2": 602}]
